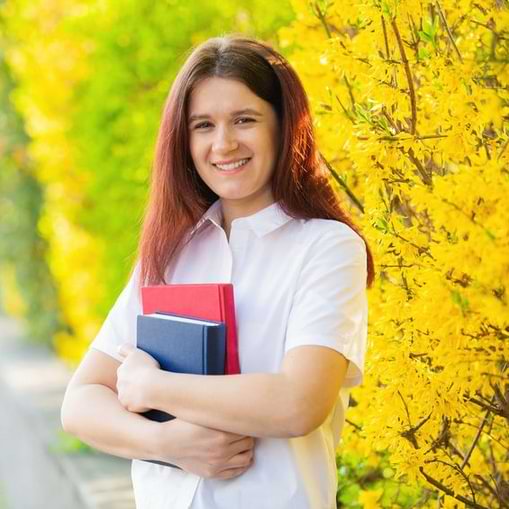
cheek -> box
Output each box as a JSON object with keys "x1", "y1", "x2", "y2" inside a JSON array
[
  {"x1": 188, "y1": 138, "x2": 199, "y2": 163},
  {"x1": 260, "y1": 122, "x2": 279, "y2": 158},
  {"x1": 263, "y1": 133, "x2": 279, "y2": 170},
  {"x1": 189, "y1": 132, "x2": 208, "y2": 157}
]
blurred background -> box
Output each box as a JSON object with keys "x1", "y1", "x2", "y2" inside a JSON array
[{"x1": 0, "y1": 0, "x2": 507, "y2": 508}]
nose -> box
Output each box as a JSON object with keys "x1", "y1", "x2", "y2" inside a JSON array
[{"x1": 212, "y1": 125, "x2": 238, "y2": 154}]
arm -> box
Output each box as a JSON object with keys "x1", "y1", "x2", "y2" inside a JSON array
[
  {"x1": 117, "y1": 227, "x2": 366, "y2": 439},
  {"x1": 62, "y1": 348, "x2": 256, "y2": 479},
  {"x1": 62, "y1": 385, "x2": 159, "y2": 458},
  {"x1": 117, "y1": 344, "x2": 349, "y2": 438},
  {"x1": 61, "y1": 348, "x2": 164, "y2": 461}
]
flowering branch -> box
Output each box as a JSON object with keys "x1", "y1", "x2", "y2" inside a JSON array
[
  {"x1": 436, "y1": 0, "x2": 464, "y2": 62},
  {"x1": 319, "y1": 153, "x2": 365, "y2": 213},
  {"x1": 391, "y1": 18, "x2": 418, "y2": 135}
]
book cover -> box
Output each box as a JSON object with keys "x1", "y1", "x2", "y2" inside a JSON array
[
  {"x1": 141, "y1": 284, "x2": 240, "y2": 374},
  {"x1": 136, "y1": 312, "x2": 226, "y2": 469},
  {"x1": 136, "y1": 312, "x2": 226, "y2": 422}
]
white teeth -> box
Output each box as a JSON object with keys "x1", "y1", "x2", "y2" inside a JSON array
[{"x1": 214, "y1": 158, "x2": 250, "y2": 171}]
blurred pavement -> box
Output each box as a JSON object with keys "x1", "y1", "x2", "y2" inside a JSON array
[{"x1": 0, "y1": 316, "x2": 135, "y2": 509}]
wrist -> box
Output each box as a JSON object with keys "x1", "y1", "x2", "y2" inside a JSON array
[
  {"x1": 136, "y1": 418, "x2": 162, "y2": 461},
  {"x1": 143, "y1": 366, "x2": 163, "y2": 411},
  {"x1": 144, "y1": 418, "x2": 183, "y2": 463},
  {"x1": 145, "y1": 368, "x2": 175, "y2": 414}
]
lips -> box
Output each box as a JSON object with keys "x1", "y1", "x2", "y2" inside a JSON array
[
  {"x1": 212, "y1": 157, "x2": 251, "y2": 166},
  {"x1": 213, "y1": 158, "x2": 251, "y2": 172}
]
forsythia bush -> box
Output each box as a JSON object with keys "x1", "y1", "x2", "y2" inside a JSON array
[
  {"x1": 1, "y1": 0, "x2": 106, "y2": 360},
  {"x1": 0, "y1": 56, "x2": 62, "y2": 342},
  {"x1": 279, "y1": 0, "x2": 508, "y2": 507},
  {"x1": 2, "y1": 0, "x2": 507, "y2": 505}
]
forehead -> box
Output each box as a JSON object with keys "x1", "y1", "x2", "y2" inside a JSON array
[{"x1": 188, "y1": 77, "x2": 266, "y2": 113}]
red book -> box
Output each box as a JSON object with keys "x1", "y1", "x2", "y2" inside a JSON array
[{"x1": 141, "y1": 284, "x2": 240, "y2": 375}]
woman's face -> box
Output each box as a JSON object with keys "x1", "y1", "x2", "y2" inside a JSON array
[{"x1": 188, "y1": 77, "x2": 279, "y2": 215}]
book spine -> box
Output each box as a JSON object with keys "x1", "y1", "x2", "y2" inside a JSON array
[
  {"x1": 203, "y1": 324, "x2": 226, "y2": 375},
  {"x1": 217, "y1": 286, "x2": 228, "y2": 373},
  {"x1": 223, "y1": 285, "x2": 240, "y2": 374}
]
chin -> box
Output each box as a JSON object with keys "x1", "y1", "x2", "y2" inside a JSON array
[
  {"x1": 212, "y1": 186, "x2": 254, "y2": 201},
  {"x1": 216, "y1": 192, "x2": 252, "y2": 201}
]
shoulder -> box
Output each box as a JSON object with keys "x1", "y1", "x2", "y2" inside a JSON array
[
  {"x1": 285, "y1": 218, "x2": 367, "y2": 271},
  {"x1": 296, "y1": 218, "x2": 365, "y2": 247}
]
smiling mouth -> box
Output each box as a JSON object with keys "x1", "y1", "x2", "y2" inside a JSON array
[{"x1": 213, "y1": 158, "x2": 251, "y2": 171}]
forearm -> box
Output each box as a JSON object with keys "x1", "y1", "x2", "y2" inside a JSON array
[
  {"x1": 148, "y1": 372, "x2": 300, "y2": 438},
  {"x1": 61, "y1": 383, "x2": 163, "y2": 461}
]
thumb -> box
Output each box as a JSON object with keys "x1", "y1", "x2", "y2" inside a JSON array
[{"x1": 117, "y1": 343, "x2": 135, "y2": 359}]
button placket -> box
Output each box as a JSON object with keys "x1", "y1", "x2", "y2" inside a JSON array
[
  {"x1": 229, "y1": 227, "x2": 248, "y2": 279},
  {"x1": 217, "y1": 227, "x2": 233, "y2": 282}
]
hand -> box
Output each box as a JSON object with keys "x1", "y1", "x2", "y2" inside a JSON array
[
  {"x1": 154, "y1": 419, "x2": 255, "y2": 480},
  {"x1": 116, "y1": 343, "x2": 160, "y2": 413}
]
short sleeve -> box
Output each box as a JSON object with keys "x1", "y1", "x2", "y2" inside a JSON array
[
  {"x1": 284, "y1": 226, "x2": 368, "y2": 388},
  {"x1": 89, "y1": 262, "x2": 142, "y2": 362}
]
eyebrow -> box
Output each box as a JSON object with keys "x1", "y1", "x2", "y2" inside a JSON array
[{"x1": 188, "y1": 108, "x2": 263, "y2": 123}]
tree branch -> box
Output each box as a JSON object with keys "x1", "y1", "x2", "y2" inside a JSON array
[
  {"x1": 404, "y1": 147, "x2": 433, "y2": 186},
  {"x1": 498, "y1": 137, "x2": 509, "y2": 161},
  {"x1": 466, "y1": 396, "x2": 505, "y2": 417},
  {"x1": 461, "y1": 406, "x2": 492, "y2": 469},
  {"x1": 391, "y1": 18, "x2": 418, "y2": 134},
  {"x1": 345, "y1": 418, "x2": 362, "y2": 431},
  {"x1": 419, "y1": 467, "x2": 491, "y2": 509},
  {"x1": 440, "y1": 197, "x2": 497, "y2": 239},
  {"x1": 344, "y1": 75, "x2": 356, "y2": 108},
  {"x1": 436, "y1": 0, "x2": 464, "y2": 62},
  {"x1": 356, "y1": 133, "x2": 447, "y2": 141},
  {"x1": 319, "y1": 153, "x2": 365, "y2": 213},
  {"x1": 335, "y1": 94, "x2": 355, "y2": 123},
  {"x1": 426, "y1": 458, "x2": 479, "y2": 505},
  {"x1": 381, "y1": 15, "x2": 391, "y2": 59},
  {"x1": 311, "y1": 2, "x2": 332, "y2": 38}
]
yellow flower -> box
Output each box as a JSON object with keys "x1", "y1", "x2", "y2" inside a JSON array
[{"x1": 358, "y1": 488, "x2": 384, "y2": 509}]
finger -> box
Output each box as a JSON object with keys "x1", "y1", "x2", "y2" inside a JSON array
[
  {"x1": 223, "y1": 448, "x2": 253, "y2": 469},
  {"x1": 230, "y1": 437, "x2": 255, "y2": 455},
  {"x1": 226, "y1": 433, "x2": 255, "y2": 444},
  {"x1": 217, "y1": 457, "x2": 253, "y2": 479},
  {"x1": 217, "y1": 467, "x2": 248, "y2": 480},
  {"x1": 224, "y1": 440, "x2": 253, "y2": 462}
]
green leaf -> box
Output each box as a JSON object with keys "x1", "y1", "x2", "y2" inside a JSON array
[
  {"x1": 373, "y1": 217, "x2": 390, "y2": 233},
  {"x1": 418, "y1": 47, "x2": 431, "y2": 60},
  {"x1": 450, "y1": 289, "x2": 470, "y2": 314}
]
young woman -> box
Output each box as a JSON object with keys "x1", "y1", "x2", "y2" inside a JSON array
[{"x1": 61, "y1": 35, "x2": 374, "y2": 509}]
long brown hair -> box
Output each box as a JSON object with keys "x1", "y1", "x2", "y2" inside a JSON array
[{"x1": 138, "y1": 35, "x2": 375, "y2": 288}]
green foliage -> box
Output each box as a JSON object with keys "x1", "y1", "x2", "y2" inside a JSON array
[
  {"x1": 0, "y1": 0, "x2": 294, "y2": 355},
  {"x1": 336, "y1": 451, "x2": 426, "y2": 508},
  {"x1": 52, "y1": 430, "x2": 93, "y2": 455},
  {"x1": 68, "y1": 0, "x2": 294, "y2": 312},
  {"x1": 0, "y1": 51, "x2": 62, "y2": 344},
  {"x1": 0, "y1": 481, "x2": 6, "y2": 509}
]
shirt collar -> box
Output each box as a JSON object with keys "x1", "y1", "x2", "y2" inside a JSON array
[
  {"x1": 189, "y1": 199, "x2": 223, "y2": 236},
  {"x1": 190, "y1": 199, "x2": 293, "y2": 238}
]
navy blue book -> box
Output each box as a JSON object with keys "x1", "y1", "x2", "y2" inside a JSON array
[
  {"x1": 136, "y1": 312, "x2": 226, "y2": 470},
  {"x1": 136, "y1": 312, "x2": 226, "y2": 468},
  {"x1": 136, "y1": 311, "x2": 226, "y2": 422}
]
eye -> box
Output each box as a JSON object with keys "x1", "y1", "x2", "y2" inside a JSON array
[
  {"x1": 194, "y1": 121, "x2": 212, "y2": 130},
  {"x1": 238, "y1": 117, "x2": 255, "y2": 124}
]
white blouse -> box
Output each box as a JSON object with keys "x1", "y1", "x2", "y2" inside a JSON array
[{"x1": 90, "y1": 199, "x2": 368, "y2": 509}]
